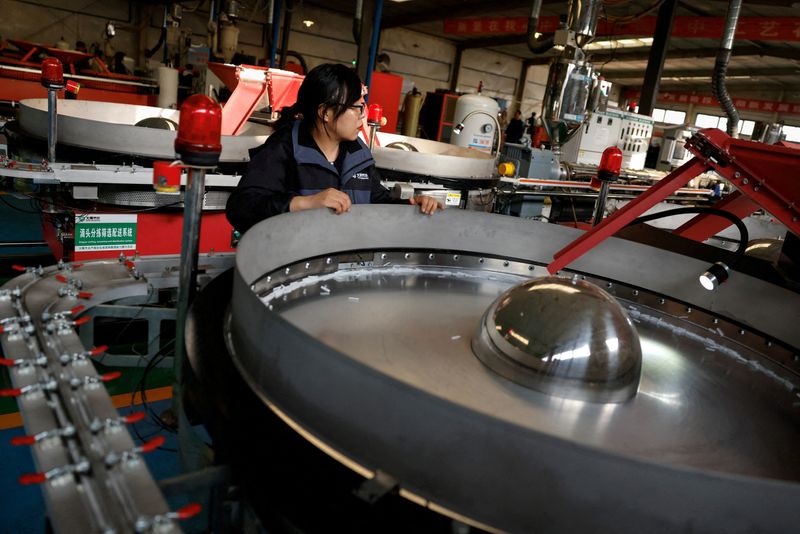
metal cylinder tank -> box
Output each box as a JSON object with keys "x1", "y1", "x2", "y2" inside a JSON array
[{"x1": 450, "y1": 94, "x2": 500, "y2": 153}]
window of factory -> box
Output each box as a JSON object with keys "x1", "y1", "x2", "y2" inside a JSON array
[
  {"x1": 650, "y1": 108, "x2": 685, "y2": 124},
  {"x1": 695, "y1": 114, "x2": 755, "y2": 136},
  {"x1": 784, "y1": 125, "x2": 800, "y2": 142},
  {"x1": 664, "y1": 110, "x2": 687, "y2": 124},
  {"x1": 695, "y1": 113, "x2": 720, "y2": 128}
]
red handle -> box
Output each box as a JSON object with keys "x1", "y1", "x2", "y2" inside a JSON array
[
  {"x1": 175, "y1": 502, "x2": 202, "y2": 520},
  {"x1": 11, "y1": 265, "x2": 26, "y2": 272},
  {"x1": 139, "y1": 435, "x2": 166, "y2": 453},
  {"x1": 73, "y1": 316, "x2": 90, "y2": 326},
  {"x1": 123, "y1": 412, "x2": 146, "y2": 424},
  {"x1": 77, "y1": 292, "x2": 93, "y2": 299},
  {"x1": 11, "y1": 435, "x2": 36, "y2": 446},
  {"x1": 0, "y1": 358, "x2": 17, "y2": 367},
  {"x1": 18, "y1": 472, "x2": 47, "y2": 485},
  {"x1": 55, "y1": 274, "x2": 67, "y2": 283},
  {"x1": 70, "y1": 305, "x2": 85, "y2": 316},
  {"x1": 0, "y1": 388, "x2": 22, "y2": 397},
  {"x1": 124, "y1": 261, "x2": 135, "y2": 270},
  {"x1": 71, "y1": 263, "x2": 84, "y2": 269},
  {"x1": 89, "y1": 345, "x2": 108, "y2": 357},
  {"x1": 0, "y1": 326, "x2": 4, "y2": 334},
  {"x1": 100, "y1": 371, "x2": 122, "y2": 382}
]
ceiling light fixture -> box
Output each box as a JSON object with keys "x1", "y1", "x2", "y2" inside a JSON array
[{"x1": 302, "y1": 19, "x2": 315, "y2": 27}]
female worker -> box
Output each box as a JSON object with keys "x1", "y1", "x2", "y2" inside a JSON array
[{"x1": 226, "y1": 63, "x2": 442, "y2": 233}]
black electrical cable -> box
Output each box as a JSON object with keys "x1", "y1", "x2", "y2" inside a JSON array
[{"x1": 624, "y1": 206, "x2": 749, "y2": 266}]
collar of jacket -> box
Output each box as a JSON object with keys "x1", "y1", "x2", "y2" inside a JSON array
[{"x1": 291, "y1": 120, "x2": 374, "y2": 178}]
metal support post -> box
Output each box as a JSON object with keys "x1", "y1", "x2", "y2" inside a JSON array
[
  {"x1": 638, "y1": 0, "x2": 678, "y2": 116},
  {"x1": 591, "y1": 181, "x2": 611, "y2": 227},
  {"x1": 47, "y1": 89, "x2": 57, "y2": 163},
  {"x1": 174, "y1": 168, "x2": 205, "y2": 393}
]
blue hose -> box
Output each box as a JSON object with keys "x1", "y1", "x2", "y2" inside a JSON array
[{"x1": 363, "y1": 0, "x2": 383, "y2": 102}]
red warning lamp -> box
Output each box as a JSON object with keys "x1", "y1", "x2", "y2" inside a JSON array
[
  {"x1": 174, "y1": 94, "x2": 222, "y2": 167},
  {"x1": 367, "y1": 103, "x2": 382, "y2": 125},
  {"x1": 41, "y1": 58, "x2": 65, "y2": 89},
  {"x1": 598, "y1": 146, "x2": 623, "y2": 182}
]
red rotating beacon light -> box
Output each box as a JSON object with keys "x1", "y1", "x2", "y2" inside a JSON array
[
  {"x1": 40, "y1": 58, "x2": 65, "y2": 89},
  {"x1": 174, "y1": 94, "x2": 223, "y2": 167},
  {"x1": 597, "y1": 146, "x2": 623, "y2": 182}
]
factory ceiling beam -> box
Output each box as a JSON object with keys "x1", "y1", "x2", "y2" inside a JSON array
[
  {"x1": 602, "y1": 66, "x2": 800, "y2": 80},
  {"x1": 639, "y1": 0, "x2": 679, "y2": 116},
  {"x1": 381, "y1": 0, "x2": 563, "y2": 30}
]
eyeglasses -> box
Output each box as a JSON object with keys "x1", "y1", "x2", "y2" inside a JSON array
[{"x1": 349, "y1": 104, "x2": 366, "y2": 117}]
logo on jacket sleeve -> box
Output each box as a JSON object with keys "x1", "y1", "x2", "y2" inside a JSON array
[{"x1": 352, "y1": 172, "x2": 370, "y2": 180}]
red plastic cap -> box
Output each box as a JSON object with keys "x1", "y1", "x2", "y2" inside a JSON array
[
  {"x1": 598, "y1": 146, "x2": 623, "y2": 180},
  {"x1": 139, "y1": 435, "x2": 166, "y2": 453},
  {"x1": 175, "y1": 95, "x2": 222, "y2": 166},
  {"x1": 55, "y1": 274, "x2": 67, "y2": 283},
  {"x1": 123, "y1": 412, "x2": 146, "y2": 424},
  {"x1": 11, "y1": 265, "x2": 26, "y2": 272},
  {"x1": 0, "y1": 358, "x2": 17, "y2": 367},
  {"x1": 77, "y1": 292, "x2": 93, "y2": 299},
  {"x1": 367, "y1": 103, "x2": 383, "y2": 124},
  {"x1": 176, "y1": 503, "x2": 203, "y2": 520},
  {"x1": 70, "y1": 305, "x2": 85, "y2": 316},
  {"x1": 41, "y1": 58, "x2": 64, "y2": 88},
  {"x1": 89, "y1": 345, "x2": 109, "y2": 356},
  {"x1": 18, "y1": 472, "x2": 47, "y2": 485},
  {"x1": 100, "y1": 371, "x2": 122, "y2": 382},
  {"x1": 0, "y1": 388, "x2": 22, "y2": 397},
  {"x1": 65, "y1": 80, "x2": 80, "y2": 94},
  {"x1": 11, "y1": 435, "x2": 36, "y2": 446},
  {"x1": 73, "y1": 316, "x2": 91, "y2": 326}
]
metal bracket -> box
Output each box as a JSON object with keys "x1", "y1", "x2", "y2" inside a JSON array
[{"x1": 353, "y1": 470, "x2": 398, "y2": 504}]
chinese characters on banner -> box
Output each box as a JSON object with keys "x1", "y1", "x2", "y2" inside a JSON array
[
  {"x1": 443, "y1": 16, "x2": 800, "y2": 42},
  {"x1": 624, "y1": 90, "x2": 800, "y2": 115}
]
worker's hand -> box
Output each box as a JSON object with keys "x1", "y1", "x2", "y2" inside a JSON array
[
  {"x1": 291, "y1": 188, "x2": 352, "y2": 214},
  {"x1": 409, "y1": 195, "x2": 444, "y2": 215}
]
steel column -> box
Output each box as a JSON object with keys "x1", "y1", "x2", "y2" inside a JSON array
[{"x1": 638, "y1": 0, "x2": 678, "y2": 116}]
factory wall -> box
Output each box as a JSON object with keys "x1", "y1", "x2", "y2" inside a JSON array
[
  {"x1": 8, "y1": 0, "x2": 794, "y2": 127},
  {"x1": 0, "y1": 0, "x2": 137, "y2": 60}
]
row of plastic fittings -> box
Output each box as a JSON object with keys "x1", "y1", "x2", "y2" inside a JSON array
[
  {"x1": 11, "y1": 265, "x2": 44, "y2": 277},
  {"x1": 135, "y1": 503, "x2": 203, "y2": 533},
  {"x1": 11, "y1": 412, "x2": 144, "y2": 447},
  {"x1": 56, "y1": 260, "x2": 83, "y2": 271},
  {"x1": 54, "y1": 273, "x2": 83, "y2": 289},
  {"x1": 57, "y1": 286, "x2": 93, "y2": 299},
  {"x1": 0, "y1": 287, "x2": 23, "y2": 301},
  {"x1": 105, "y1": 435, "x2": 165, "y2": 468},
  {"x1": 18, "y1": 458, "x2": 90, "y2": 486},
  {"x1": 0, "y1": 370, "x2": 119, "y2": 397},
  {"x1": 41, "y1": 304, "x2": 87, "y2": 324},
  {"x1": 0, "y1": 313, "x2": 35, "y2": 337},
  {"x1": 17, "y1": 436, "x2": 165, "y2": 485}
]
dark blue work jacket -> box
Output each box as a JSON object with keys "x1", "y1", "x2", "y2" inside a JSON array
[{"x1": 226, "y1": 121, "x2": 393, "y2": 233}]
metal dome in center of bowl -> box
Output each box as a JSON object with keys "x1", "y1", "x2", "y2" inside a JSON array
[{"x1": 472, "y1": 275, "x2": 642, "y2": 403}]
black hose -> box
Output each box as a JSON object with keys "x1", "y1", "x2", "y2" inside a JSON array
[
  {"x1": 625, "y1": 206, "x2": 748, "y2": 266},
  {"x1": 712, "y1": 50, "x2": 740, "y2": 137},
  {"x1": 144, "y1": 26, "x2": 166, "y2": 59},
  {"x1": 527, "y1": 0, "x2": 554, "y2": 54}
]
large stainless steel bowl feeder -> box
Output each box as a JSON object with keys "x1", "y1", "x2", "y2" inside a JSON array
[{"x1": 224, "y1": 205, "x2": 800, "y2": 533}]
